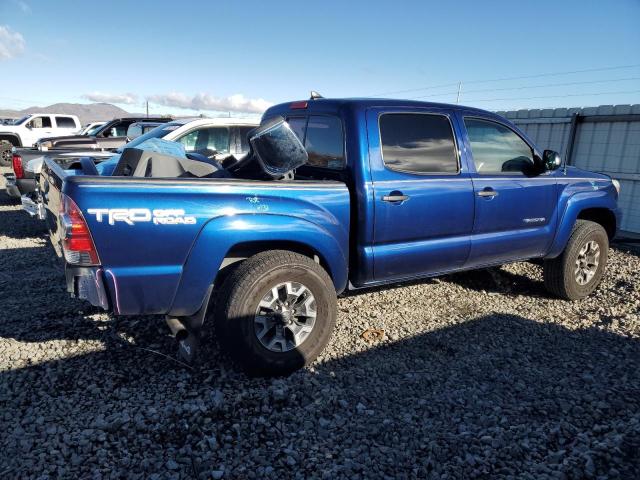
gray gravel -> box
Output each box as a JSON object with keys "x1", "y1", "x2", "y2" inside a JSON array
[{"x1": 1, "y1": 166, "x2": 639, "y2": 479}]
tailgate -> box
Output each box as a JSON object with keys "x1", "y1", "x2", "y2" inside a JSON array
[{"x1": 40, "y1": 158, "x2": 68, "y2": 257}]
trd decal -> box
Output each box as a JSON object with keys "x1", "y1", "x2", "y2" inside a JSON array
[{"x1": 86, "y1": 208, "x2": 196, "y2": 225}]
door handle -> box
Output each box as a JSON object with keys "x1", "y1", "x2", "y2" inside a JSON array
[
  {"x1": 477, "y1": 189, "x2": 498, "y2": 198},
  {"x1": 382, "y1": 193, "x2": 409, "y2": 203}
]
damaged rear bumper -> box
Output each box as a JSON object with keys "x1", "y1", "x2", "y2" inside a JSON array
[
  {"x1": 21, "y1": 194, "x2": 46, "y2": 219},
  {"x1": 66, "y1": 266, "x2": 110, "y2": 311}
]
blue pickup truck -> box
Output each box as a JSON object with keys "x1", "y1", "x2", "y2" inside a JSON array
[{"x1": 41, "y1": 98, "x2": 621, "y2": 375}]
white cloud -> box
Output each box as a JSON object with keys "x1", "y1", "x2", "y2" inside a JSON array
[
  {"x1": 0, "y1": 25, "x2": 25, "y2": 61},
  {"x1": 82, "y1": 92, "x2": 139, "y2": 105},
  {"x1": 147, "y1": 92, "x2": 273, "y2": 114}
]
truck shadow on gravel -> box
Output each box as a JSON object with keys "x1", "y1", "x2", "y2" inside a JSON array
[
  {"x1": 0, "y1": 209, "x2": 48, "y2": 240},
  {"x1": 341, "y1": 267, "x2": 547, "y2": 299},
  {"x1": 0, "y1": 189, "x2": 17, "y2": 207},
  {"x1": 1, "y1": 312, "x2": 639, "y2": 478},
  {"x1": 2, "y1": 169, "x2": 639, "y2": 478}
]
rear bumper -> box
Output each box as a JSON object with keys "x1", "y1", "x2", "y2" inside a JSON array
[
  {"x1": 65, "y1": 266, "x2": 110, "y2": 311},
  {"x1": 3, "y1": 173, "x2": 20, "y2": 198},
  {"x1": 21, "y1": 194, "x2": 46, "y2": 219}
]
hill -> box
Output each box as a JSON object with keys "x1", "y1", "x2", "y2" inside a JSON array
[{"x1": 0, "y1": 102, "x2": 140, "y2": 125}]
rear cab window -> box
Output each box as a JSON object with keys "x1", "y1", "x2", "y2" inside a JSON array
[
  {"x1": 55, "y1": 116, "x2": 77, "y2": 129},
  {"x1": 283, "y1": 115, "x2": 345, "y2": 170}
]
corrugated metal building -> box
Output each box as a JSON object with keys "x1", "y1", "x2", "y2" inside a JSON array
[{"x1": 497, "y1": 104, "x2": 640, "y2": 234}]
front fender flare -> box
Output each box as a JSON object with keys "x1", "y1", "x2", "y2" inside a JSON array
[
  {"x1": 546, "y1": 190, "x2": 619, "y2": 258},
  {"x1": 168, "y1": 213, "x2": 349, "y2": 317}
]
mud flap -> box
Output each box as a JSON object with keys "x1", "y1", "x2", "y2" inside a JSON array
[{"x1": 165, "y1": 284, "x2": 214, "y2": 365}]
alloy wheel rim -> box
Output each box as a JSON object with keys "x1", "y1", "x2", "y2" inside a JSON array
[
  {"x1": 574, "y1": 240, "x2": 600, "y2": 285},
  {"x1": 254, "y1": 281, "x2": 317, "y2": 352}
]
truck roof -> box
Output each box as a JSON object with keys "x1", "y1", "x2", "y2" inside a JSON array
[{"x1": 264, "y1": 97, "x2": 502, "y2": 119}]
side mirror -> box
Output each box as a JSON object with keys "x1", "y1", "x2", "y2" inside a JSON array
[
  {"x1": 542, "y1": 150, "x2": 562, "y2": 171},
  {"x1": 25, "y1": 123, "x2": 32, "y2": 129}
]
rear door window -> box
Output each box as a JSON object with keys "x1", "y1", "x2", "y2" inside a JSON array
[
  {"x1": 55, "y1": 116, "x2": 76, "y2": 128},
  {"x1": 379, "y1": 113, "x2": 458, "y2": 174}
]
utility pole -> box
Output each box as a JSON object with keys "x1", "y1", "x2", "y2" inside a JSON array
[
  {"x1": 456, "y1": 81, "x2": 462, "y2": 104},
  {"x1": 146, "y1": 101, "x2": 149, "y2": 118}
]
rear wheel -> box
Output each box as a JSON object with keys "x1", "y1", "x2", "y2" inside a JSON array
[
  {"x1": 215, "y1": 250, "x2": 337, "y2": 376},
  {"x1": 543, "y1": 220, "x2": 609, "y2": 300}
]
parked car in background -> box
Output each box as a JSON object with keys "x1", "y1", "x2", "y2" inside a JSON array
[
  {"x1": 39, "y1": 97, "x2": 621, "y2": 376},
  {"x1": 33, "y1": 117, "x2": 172, "y2": 151},
  {"x1": 5, "y1": 119, "x2": 173, "y2": 205},
  {"x1": 10, "y1": 117, "x2": 258, "y2": 218},
  {"x1": 93, "y1": 117, "x2": 258, "y2": 175},
  {"x1": 77, "y1": 122, "x2": 106, "y2": 135},
  {"x1": 125, "y1": 121, "x2": 167, "y2": 140},
  {"x1": 0, "y1": 113, "x2": 81, "y2": 165}
]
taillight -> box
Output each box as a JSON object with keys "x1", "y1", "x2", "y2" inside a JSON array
[
  {"x1": 60, "y1": 195, "x2": 100, "y2": 265},
  {"x1": 12, "y1": 153, "x2": 23, "y2": 179},
  {"x1": 290, "y1": 101, "x2": 308, "y2": 109}
]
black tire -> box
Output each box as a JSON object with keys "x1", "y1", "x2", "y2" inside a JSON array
[
  {"x1": 543, "y1": 220, "x2": 609, "y2": 300},
  {"x1": 0, "y1": 142, "x2": 12, "y2": 166},
  {"x1": 215, "y1": 250, "x2": 337, "y2": 376}
]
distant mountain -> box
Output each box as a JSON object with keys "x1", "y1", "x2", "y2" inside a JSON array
[{"x1": 0, "y1": 102, "x2": 143, "y2": 125}]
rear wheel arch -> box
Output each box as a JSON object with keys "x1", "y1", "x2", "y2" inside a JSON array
[
  {"x1": 0, "y1": 134, "x2": 21, "y2": 147},
  {"x1": 216, "y1": 241, "x2": 334, "y2": 290}
]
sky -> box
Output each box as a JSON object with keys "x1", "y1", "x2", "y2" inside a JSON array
[{"x1": 0, "y1": 0, "x2": 639, "y2": 117}]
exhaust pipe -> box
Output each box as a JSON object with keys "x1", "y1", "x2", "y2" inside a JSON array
[{"x1": 165, "y1": 316, "x2": 199, "y2": 365}]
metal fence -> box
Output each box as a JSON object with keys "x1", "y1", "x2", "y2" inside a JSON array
[{"x1": 497, "y1": 104, "x2": 640, "y2": 234}]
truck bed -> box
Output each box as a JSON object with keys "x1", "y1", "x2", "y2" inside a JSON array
[{"x1": 40, "y1": 158, "x2": 350, "y2": 317}]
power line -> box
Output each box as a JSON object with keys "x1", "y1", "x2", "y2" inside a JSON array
[
  {"x1": 370, "y1": 81, "x2": 461, "y2": 98},
  {"x1": 368, "y1": 63, "x2": 640, "y2": 97},
  {"x1": 461, "y1": 89, "x2": 640, "y2": 104},
  {"x1": 408, "y1": 76, "x2": 640, "y2": 100}
]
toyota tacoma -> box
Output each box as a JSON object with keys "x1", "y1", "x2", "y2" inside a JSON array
[{"x1": 40, "y1": 97, "x2": 622, "y2": 376}]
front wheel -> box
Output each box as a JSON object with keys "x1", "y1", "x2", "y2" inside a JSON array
[
  {"x1": 543, "y1": 220, "x2": 609, "y2": 300},
  {"x1": 215, "y1": 250, "x2": 337, "y2": 376}
]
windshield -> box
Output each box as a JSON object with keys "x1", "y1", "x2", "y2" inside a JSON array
[
  {"x1": 14, "y1": 115, "x2": 32, "y2": 125},
  {"x1": 116, "y1": 122, "x2": 182, "y2": 152},
  {"x1": 84, "y1": 125, "x2": 103, "y2": 136}
]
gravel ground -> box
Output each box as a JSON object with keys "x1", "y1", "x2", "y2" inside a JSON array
[{"x1": 1, "y1": 166, "x2": 639, "y2": 479}]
